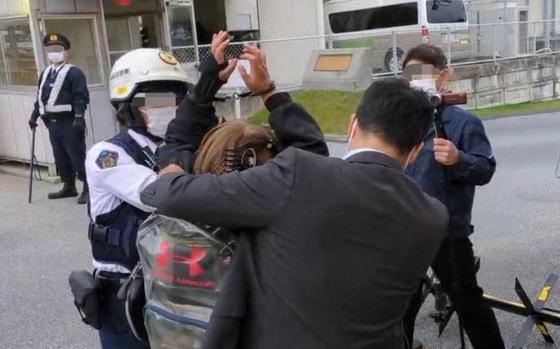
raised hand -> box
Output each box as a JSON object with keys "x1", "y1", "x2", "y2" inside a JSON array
[
  {"x1": 211, "y1": 31, "x2": 237, "y2": 82},
  {"x1": 239, "y1": 44, "x2": 275, "y2": 99}
]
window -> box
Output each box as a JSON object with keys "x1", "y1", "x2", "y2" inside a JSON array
[
  {"x1": 44, "y1": 18, "x2": 103, "y2": 84},
  {"x1": 106, "y1": 15, "x2": 161, "y2": 65},
  {"x1": 426, "y1": 1, "x2": 467, "y2": 24},
  {"x1": 329, "y1": 3, "x2": 418, "y2": 34},
  {"x1": 0, "y1": 19, "x2": 37, "y2": 86}
]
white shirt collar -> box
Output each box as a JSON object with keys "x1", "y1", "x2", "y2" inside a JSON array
[
  {"x1": 343, "y1": 148, "x2": 388, "y2": 160},
  {"x1": 128, "y1": 129, "x2": 158, "y2": 153},
  {"x1": 50, "y1": 62, "x2": 67, "y2": 73}
]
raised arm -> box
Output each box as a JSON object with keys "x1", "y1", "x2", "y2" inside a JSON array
[
  {"x1": 141, "y1": 148, "x2": 298, "y2": 229},
  {"x1": 159, "y1": 31, "x2": 238, "y2": 170},
  {"x1": 239, "y1": 44, "x2": 328, "y2": 156}
]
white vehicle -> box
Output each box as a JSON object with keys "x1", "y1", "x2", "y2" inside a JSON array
[{"x1": 324, "y1": 0, "x2": 470, "y2": 71}]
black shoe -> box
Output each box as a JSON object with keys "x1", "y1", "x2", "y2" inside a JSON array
[
  {"x1": 77, "y1": 184, "x2": 89, "y2": 205},
  {"x1": 77, "y1": 191, "x2": 88, "y2": 205},
  {"x1": 48, "y1": 183, "x2": 78, "y2": 200}
]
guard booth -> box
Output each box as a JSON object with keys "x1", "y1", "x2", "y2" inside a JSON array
[
  {"x1": 0, "y1": 0, "x2": 199, "y2": 175},
  {"x1": 0, "y1": 0, "x2": 324, "y2": 176}
]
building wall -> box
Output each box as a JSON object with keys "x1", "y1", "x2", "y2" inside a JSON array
[{"x1": 257, "y1": 0, "x2": 324, "y2": 86}]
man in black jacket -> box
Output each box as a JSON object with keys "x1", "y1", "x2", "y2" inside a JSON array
[
  {"x1": 401, "y1": 44, "x2": 504, "y2": 349},
  {"x1": 141, "y1": 57, "x2": 449, "y2": 348}
]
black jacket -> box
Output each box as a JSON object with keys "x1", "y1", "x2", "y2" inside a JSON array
[
  {"x1": 141, "y1": 147, "x2": 448, "y2": 349},
  {"x1": 405, "y1": 106, "x2": 496, "y2": 238},
  {"x1": 158, "y1": 92, "x2": 329, "y2": 170}
]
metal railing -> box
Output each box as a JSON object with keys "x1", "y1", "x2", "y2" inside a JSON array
[{"x1": 170, "y1": 19, "x2": 560, "y2": 82}]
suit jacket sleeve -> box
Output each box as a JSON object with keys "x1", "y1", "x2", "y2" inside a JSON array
[
  {"x1": 69, "y1": 67, "x2": 89, "y2": 117},
  {"x1": 450, "y1": 117, "x2": 496, "y2": 185},
  {"x1": 266, "y1": 93, "x2": 329, "y2": 156},
  {"x1": 141, "y1": 148, "x2": 298, "y2": 229},
  {"x1": 158, "y1": 95, "x2": 219, "y2": 170}
]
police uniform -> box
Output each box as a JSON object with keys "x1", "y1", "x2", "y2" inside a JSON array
[
  {"x1": 86, "y1": 129, "x2": 157, "y2": 349},
  {"x1": 30, "y1": 33, "x2": 89, "y2": 203},
  {"x1": 83, "y1": 47, "x2": 196, "y2": 349}
]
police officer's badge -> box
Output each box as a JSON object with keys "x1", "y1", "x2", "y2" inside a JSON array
[
  {"x1": 159, "y1": 51, "x2": 178, "y2": 65},
  {"x1": 50, "y1": 34, "x2": 58, "y2": 41},
  {"x1": 96, "y1": 151, "x2": 118, "y2": 169}
]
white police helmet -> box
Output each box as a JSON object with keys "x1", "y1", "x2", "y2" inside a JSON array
[{"x1": 109, "y1": 48, "x2": 195, "y2": 102}]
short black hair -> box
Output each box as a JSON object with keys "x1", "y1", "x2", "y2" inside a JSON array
[
  {"x1": 356, "y1": 78, "x2": 433, "y2": 154},
  {"x1": 402, "y1": 44, "x2": 447, "y2": 70}
]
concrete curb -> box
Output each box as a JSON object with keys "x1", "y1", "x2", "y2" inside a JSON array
[
  {"x1": 478, "y1": 108, "x2": 560, "y2": 121},
  {"x1": 324, "y1": 134, "x2": 348, "y2": 143}
]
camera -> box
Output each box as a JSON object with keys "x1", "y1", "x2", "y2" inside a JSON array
[{"x1": 430, "y1": 91, "x2": 468, "y2": 108}]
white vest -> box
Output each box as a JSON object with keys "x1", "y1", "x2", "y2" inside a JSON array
[{"x1": 37, "y1": 64, "x2": 75, "y2": 115}]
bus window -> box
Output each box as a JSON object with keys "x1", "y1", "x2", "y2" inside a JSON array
[
  {"x1": 426, "y1": 0, "x2": 467, "y2": 24},
  {"x1": 329, "y1": 3, "x2": 418, "y2": 34}
]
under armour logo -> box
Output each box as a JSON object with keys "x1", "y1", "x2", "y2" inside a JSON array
[{"x1": 155, "y1": 241, "x2": 206, "y2": 277}]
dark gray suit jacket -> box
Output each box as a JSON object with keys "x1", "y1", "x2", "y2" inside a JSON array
[{"x1": 141, "y1": 148, "x2": 448, "y2": 349}]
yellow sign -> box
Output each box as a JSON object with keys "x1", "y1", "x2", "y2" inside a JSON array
[
  {"x1": 49, "y1": 34, "x2": 58, "y2": 41},
  {"x1": 314, "y1": 54, "x2": 353, "y2": 72},
  {"x1": 159, "y1": 51, "x2": 178, "y2": 65}
]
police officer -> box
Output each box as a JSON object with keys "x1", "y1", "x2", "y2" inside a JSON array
[
  {"x1": 28, "y1": 33, "x2": 90, "y2": 204},
  {"x1": 85, "y1": 32, "x2": 238, "y2": 349}
]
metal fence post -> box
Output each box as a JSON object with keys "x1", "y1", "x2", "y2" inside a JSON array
[
  {"x1": 534, "y1": 21, "x2": 538, "y2": 56},
  {"x1": 493, "y1": 23, "x2": 498, "y2": 63},
  {"x1": 447, "y1": 26, "x2": 452, "y2": 65},
  {"x1": 392, "y1": 31, "x2": 397, "y2": 75}
]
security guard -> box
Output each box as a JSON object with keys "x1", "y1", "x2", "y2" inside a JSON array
[
  {"x1": 85, "y1": 34, "x2": 236, "y2": 348},
  {"x1": 28, "y1": 33, "x2": 90, "y2": 204}
]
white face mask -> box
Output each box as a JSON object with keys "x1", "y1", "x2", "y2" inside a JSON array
[
  {"x1": 144, "y1": 106, "x2": 177, "y2": 139},
  {"x1": 47, "y1": 52, "x2": 65, "y2": 64},
  {"x1": 409, "y1": 78, "x2": 438, "y2": 95}
]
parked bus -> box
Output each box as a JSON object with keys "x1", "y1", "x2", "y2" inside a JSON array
[{"x1": 324, "y1": 0, "x2": 470, "y2": 72}]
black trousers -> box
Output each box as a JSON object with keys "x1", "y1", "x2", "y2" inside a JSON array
[
  {"x1": 403, "y1": 238, "x2": 505, "y2": 349},
  {"x1": 44, "y1": 115, "x2": 86, "y2": 183},
  {"x1": 98, "y1": 277, "x2": 150, "y2": 349}
]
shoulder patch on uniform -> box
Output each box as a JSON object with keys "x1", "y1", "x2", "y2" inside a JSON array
[{"x1": 96, "y1": 150, "x2": 118, "y2": 169}]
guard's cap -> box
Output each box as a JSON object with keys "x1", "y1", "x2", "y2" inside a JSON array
[{"x1": 43, "y1": 33, "x2": 70, "y2": 50}]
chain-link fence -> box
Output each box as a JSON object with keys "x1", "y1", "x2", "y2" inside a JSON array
[
  {"x1": 172, "y1": 42, "x2": 248, "y2": 64},
  {"x1": 170, "y1": 19, "x2": 560, "y2": 83}
]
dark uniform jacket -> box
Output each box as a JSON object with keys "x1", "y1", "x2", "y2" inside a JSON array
[
  {"x1": 405, "y1": 106, "x2": 496, "y2": 238},
  {"x1": 141, "y1": 130, "x2": 449, "y2": 349},
  {"x1": 31, "y1": 64, "x2": 89, "y2": 120}
]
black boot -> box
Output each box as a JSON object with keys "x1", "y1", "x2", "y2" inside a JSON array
[
  {"x1": 48, "y1": 182, "x2": 78, "y2": 200},
  {"x1": 77, "y1": 182, "x2": 89, "y2": 205}
]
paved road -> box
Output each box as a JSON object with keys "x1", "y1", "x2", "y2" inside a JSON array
[{"x1": 1, "y1": 112, "x2": 560, "y2": 348}]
